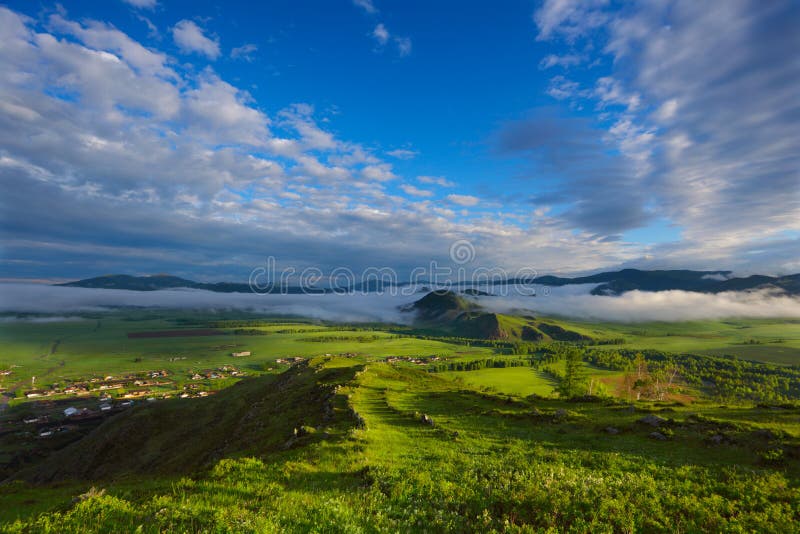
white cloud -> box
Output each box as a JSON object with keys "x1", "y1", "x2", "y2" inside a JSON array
[
  {"x1": 353, "y1": 0, "x2": 377, "y2": 14},
  {"x1": 400, "y1": 184, "x2": 433, "y2": 197},
  {"x1": 395, "y1": 36, "x2": 412, "y2": 56},
  {"x1": 539, "y1": 53, "x2": 583, "y2": 69},
  {"x1": 361, "y1": 164, "x2": 397, "y2": 182},
  {"x1": 231, "y1": 43, "x2": 257, "y2": 61},
  {"x1": 418, "y1": 175, "x2": 455, "y2": 187},
  {"x1": 121, "y1": 0, "x2": 157, "y2": 9},
  {"x1": 7, "y1": 4, "x2": 794, "y2": 283},
  {"x1": 533, "y1": 0, "x2": 800, "y2": 269},
  {"x1": 372, "y1": 23, "x2": 389, "y2": 45},
  {"x1": 447, "y1": 194, "x2": 480, "y2": 207},
  {"x1": 172, "y1": 19, "x2": 220, "y2": 60},
  {"x1": 370, "y1": 23, "x2": 411, "y2": 56},
  {"x1": 386, "y1": 148, "x2": 417, "y2": 159},
  {"x1": 534, "y1": 0, "x2": 609, "y2": 42}
]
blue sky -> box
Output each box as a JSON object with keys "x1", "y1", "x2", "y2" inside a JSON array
[{"x1": 0, "y1": 0, "x2": 798, "y2": 282}]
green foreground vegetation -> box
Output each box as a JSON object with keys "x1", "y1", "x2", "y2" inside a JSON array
[{"x1": 1, "y1": 310, "x2": 799, "y2": 532}]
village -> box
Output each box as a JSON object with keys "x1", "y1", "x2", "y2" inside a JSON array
[{"x1": 0, "y1": 350, "x2": 325, "y2": 443}]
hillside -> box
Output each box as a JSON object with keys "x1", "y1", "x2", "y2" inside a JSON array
[
  {"x1": 19, "y1": 362, "x2": 358, "y2": 482},
  {"x1": 405, "y1": 291, "x2": 593, "y2": 342},
  {"x1": 404, "y1": 290, "x2": 476, "y2": 320}
]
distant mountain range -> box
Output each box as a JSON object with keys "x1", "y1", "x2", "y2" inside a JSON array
[
  {"x1": 56, "y1": 274, "x2": 324, "y2": 294},
  {"x1": 57, "y1": 269, "x2": 800, "y2": 296}
]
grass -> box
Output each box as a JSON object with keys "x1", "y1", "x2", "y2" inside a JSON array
[
  {"x1": 0, "y1": 311, "x2": 492, "y2": 400},
  {"x1": 540, "y1": 316, "x2": 800, "y2": 364},
  {"x1": 442, "y1": 366, "x2": 558, "y2": 396},
  {"x1": 2, "y1": 355, "x2": 800, "y2": 532},
  {"x1": 441, "y1": 361, "x2": 624, "y2": 398},
  {"x1": 2, "y1": 310, "x2": 800, "y2": 531}
]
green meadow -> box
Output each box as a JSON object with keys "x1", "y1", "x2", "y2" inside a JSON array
[
  {"x1": 548, "y1": 317, "x2": 800, "y2": 364},
  {"x1": 1, "y1": 310, "x2": 800, "y2": 532},
  {"x1": 1, "y1": 356, "x2": 798, "y2": 532},
  {"x1": 441, "y1": 362, "x2": 624, "y2": 398}
]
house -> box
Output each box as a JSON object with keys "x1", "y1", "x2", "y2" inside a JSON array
[
  {"x1": 231, "y1": 351, "x2": 251, "y2": 357},
  {"x1": 99, "y1": 403, "x2": 112, "y2": 411},
  {"x1": 64, "y1": 407, "x2": 79, "y2": 417}
]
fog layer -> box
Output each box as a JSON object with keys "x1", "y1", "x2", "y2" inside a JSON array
[{"x1": 1, "y1": 283, "x2": 799, "y2": 323}]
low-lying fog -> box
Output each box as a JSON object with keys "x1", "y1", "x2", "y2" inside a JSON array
[{"x1": 1, "y1": 283, "x2": 799, "y2": 324}]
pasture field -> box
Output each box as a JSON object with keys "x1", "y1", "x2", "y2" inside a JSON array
[
  {"x1": 440, "y1": 362, "x2": 624, "y2": 398},
  {"x1": 0, "y1": 311, "x2": 492, "y2": 403},
  {"x1": 1, "y1": 356, "x2": 799, "y2": 532},
  {"x1": 543, "y1": 317, "x2": 800, "y2": 364}
]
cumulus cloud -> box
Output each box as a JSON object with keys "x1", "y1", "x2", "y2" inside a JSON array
[
  {"x1": 418, "y1": 176, "x2": 454, "y2": 187},
  {"x1": 400, "y1": 184, "x2": 433, "y2": 197},
  {"x1": 172, "y1": 19, "x2": 220, "y2": 60},
  {"x1": 372, "y1": 23, "x2": 389, "y2": 45},
  {"x1": 395, "y1": 36, "x2": 412, "y2": 57},
  {"x1": 122, "y1": 0, "x2": 157, "y2": 9},
  {"x1": 523, "y1": 0, "x2": 800, "y2": 272},
  {"x1": 353, "y1": 0, "x2": 377, "y2": 14},
  {"x1": 386, "y1": 149, "x2": 417, "y2": 160},
  {"x1": 447, "y1": 194, "x2": 480, "y2": 207},
  {"x1": 230, "y1": 43, "x2": 257, "y2": 61},
  {"x1": 534, "y1": 0, "x2": 609, "y2": 42},
  {"x1": 6, "y1": 3, "x2": 793, "y2": 286},
  {"x1": 539, "y1": 53, "x2": 583, "y2": 69},
  {"x1": 370, "y1": 23, "x2": 411, "y2": 56}
]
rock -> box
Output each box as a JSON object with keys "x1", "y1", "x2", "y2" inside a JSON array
[
  {"x1": 649, "y1": 431, "x2": 668, "y2": 441},
  {"x1": 638, "y1": 414, "x2": 667, "y2": 427},
  {"x1": 753, "y1": 428, "x2": 777, "y2": 440},
  {"x1": 605, "y1": 426, "x2": 619, "y2": 435}
]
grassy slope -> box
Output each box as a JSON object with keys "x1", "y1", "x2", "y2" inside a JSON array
[
  {"x1": 18, "y1": 362, "x2": 353, "y2": 482},
  {"x1": 2, "y1": 358, "x2": 799, "y2": 532},
  {"x1": 441, "y1": 362, "x2": 623, "y2": 398}
]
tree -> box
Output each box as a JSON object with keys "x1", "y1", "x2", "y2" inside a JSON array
[{"x1": 558, "y1": 347, "x2": 587, "y2": 398}]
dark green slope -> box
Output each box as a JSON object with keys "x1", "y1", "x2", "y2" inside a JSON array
[
  {"x1": 405, "y1": 290, "x2": 476, "y2": 320},
  {"x1": 20, "y1": 362, "x2": 358, "y2": 482},
  {"x1": 405, "y1": 291, "x2": 590, "y2": 342}
]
